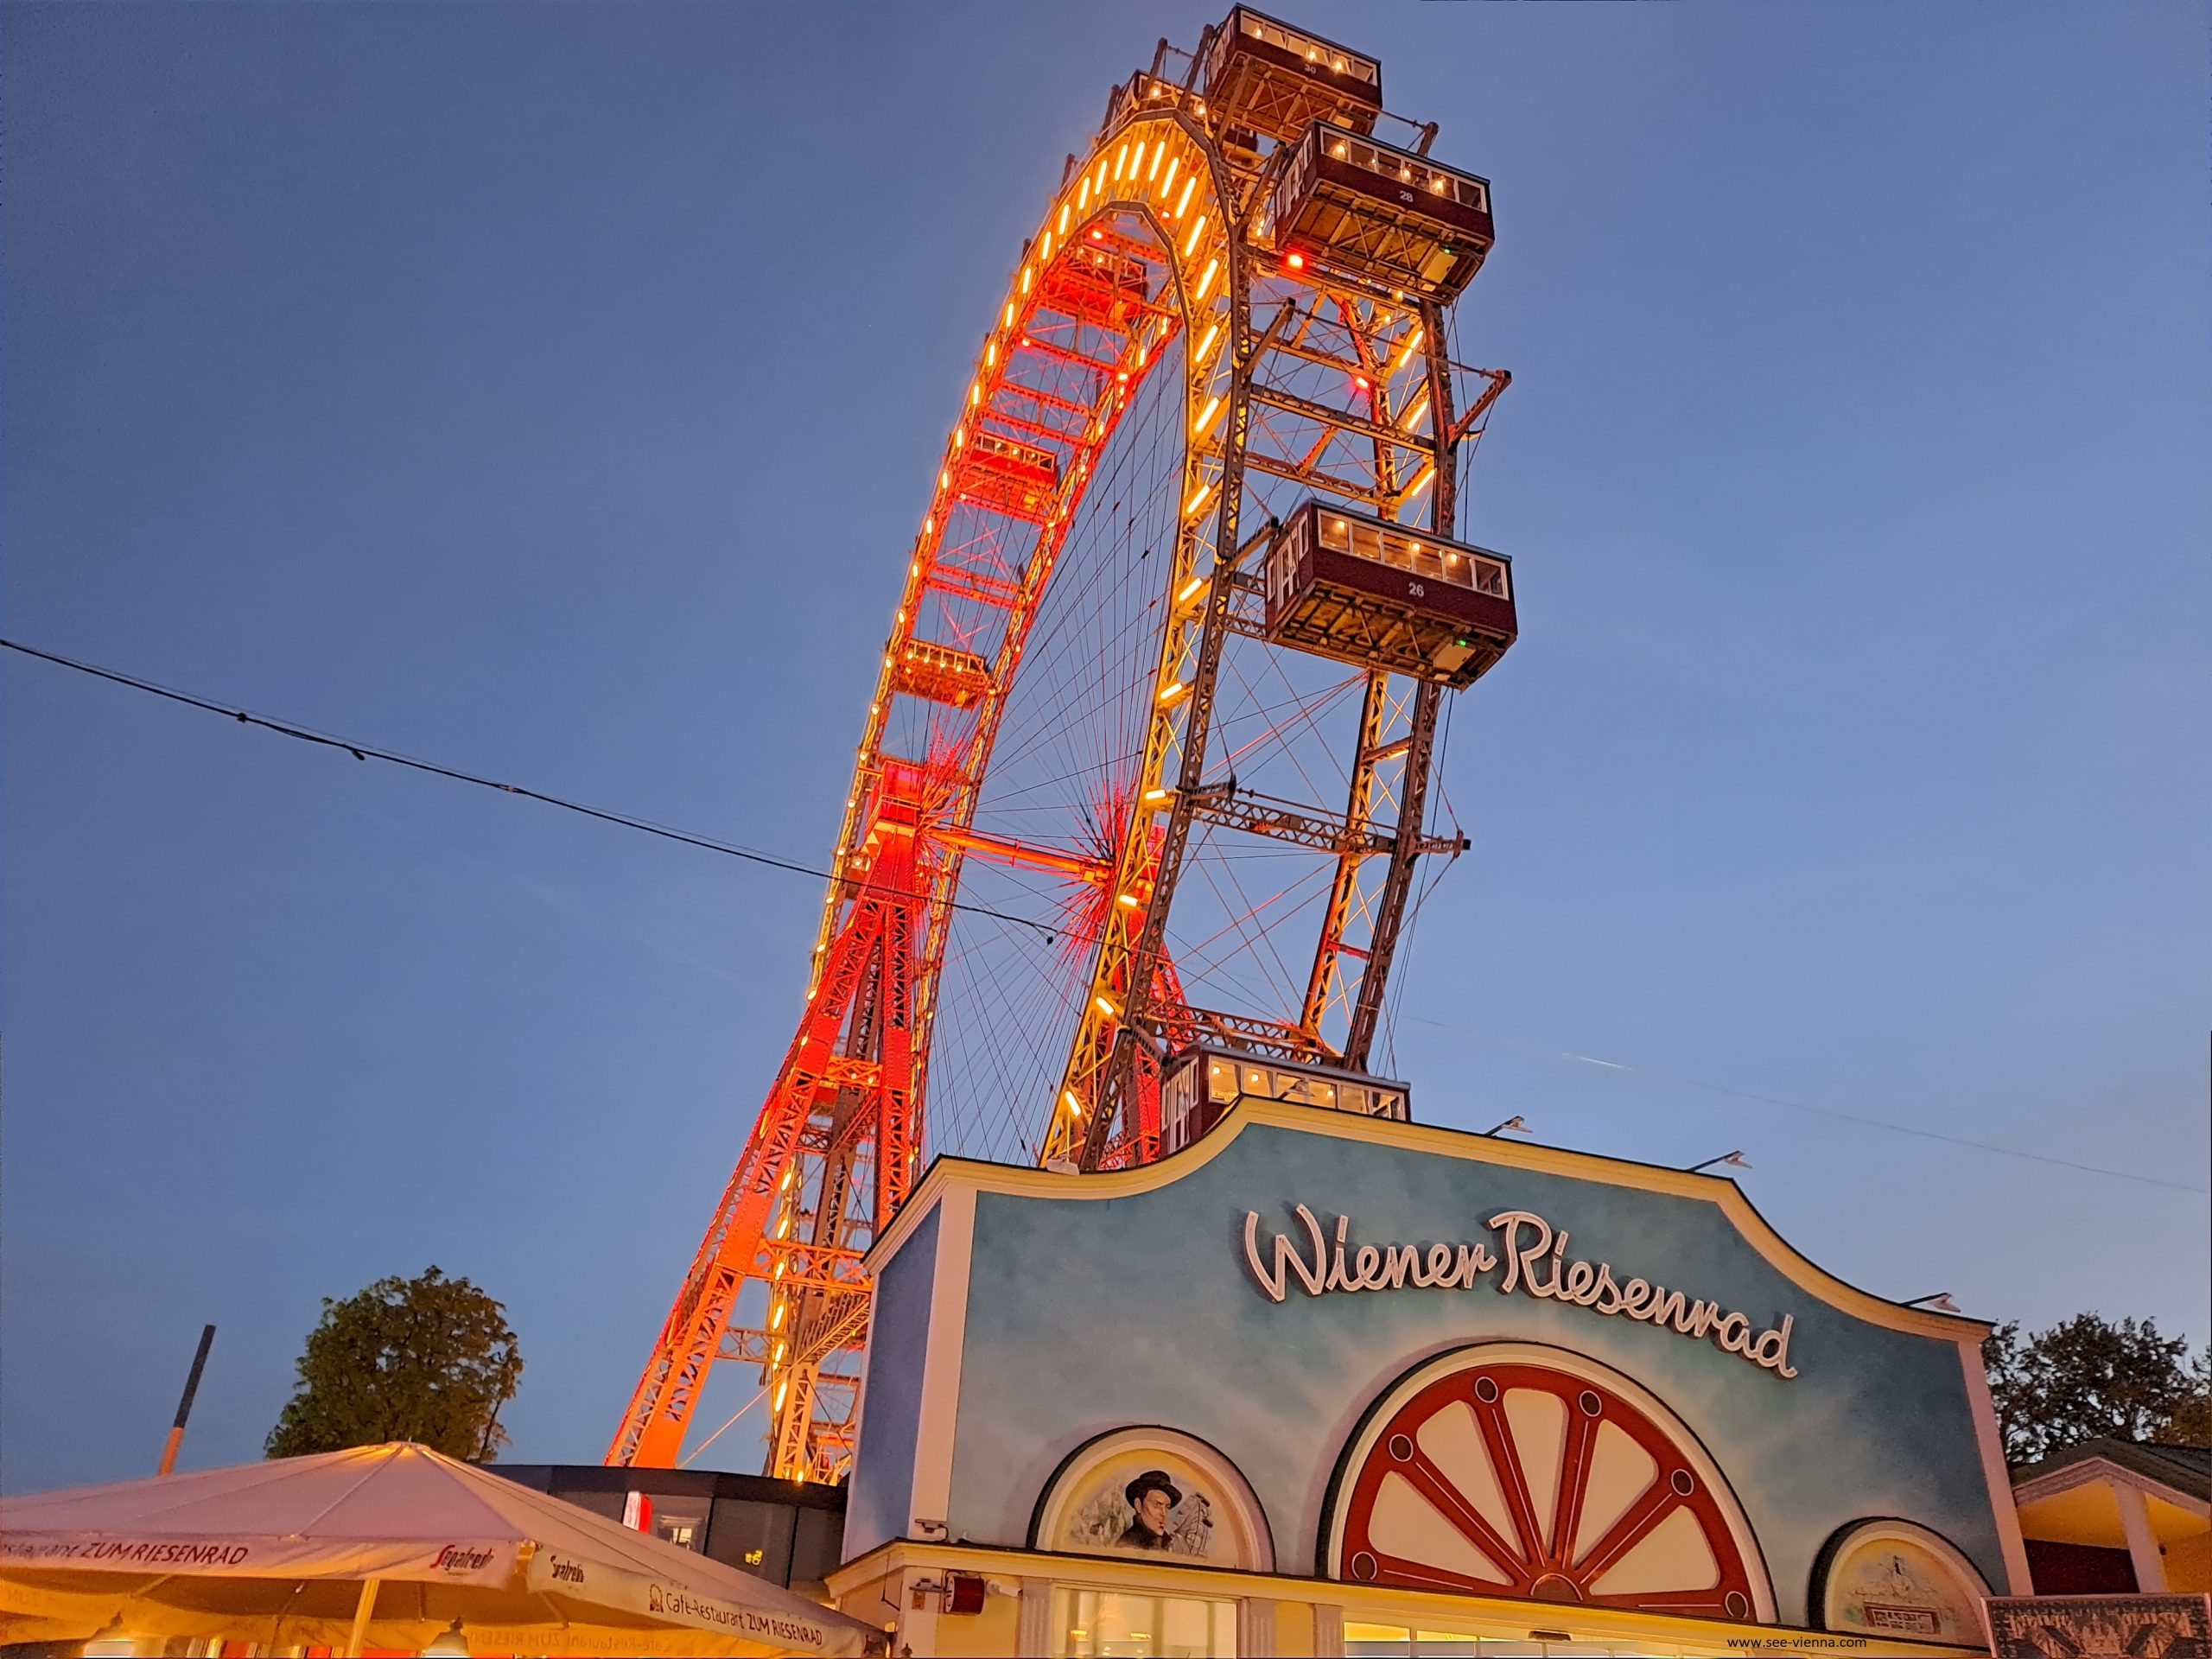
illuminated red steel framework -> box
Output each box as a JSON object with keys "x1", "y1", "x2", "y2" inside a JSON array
[{"x1": 611, "y1": 5, "x2": 1516, "y2": 1476}]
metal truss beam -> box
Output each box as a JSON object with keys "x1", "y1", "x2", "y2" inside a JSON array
[
  {"x1": 1247, "y1": 381, "x2": 1430, "y2": 453},
  {"x1": 1188, "y1": 782, "x2": 1465, "y2": 860},
  {"x1": 1240, "y1": 449, "x2": 1392, "y2": 505}
]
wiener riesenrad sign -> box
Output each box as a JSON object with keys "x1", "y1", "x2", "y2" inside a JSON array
[{"x1": 1242, "y1": 1204, "x2": 1802, "y2": 1379}]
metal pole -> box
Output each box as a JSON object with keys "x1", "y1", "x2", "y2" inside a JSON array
[
  {"x1": 342, "y1": 1575, "x2": 382, "y2": 1659},
  {"x1": 156, "y1": 1324, "x2": 216, "y2": 1477}
]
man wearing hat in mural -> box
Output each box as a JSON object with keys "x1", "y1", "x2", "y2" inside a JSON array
[{"x1": 1118, "y1": 1470, "x2": 1181, "y2": 1550}]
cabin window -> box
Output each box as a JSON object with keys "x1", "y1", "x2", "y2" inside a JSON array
[
  {"x1": 1237, "y1": 15, "x2": 1376, "y2": 82},
  {"x1": 1320, "y1": 130, "x2": 1485, "y2": 211},
  {"x1": 1306, "y1": 507, "x2": 1510, "y2": 601}
]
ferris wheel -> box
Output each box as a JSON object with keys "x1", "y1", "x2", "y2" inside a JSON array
[{"x1": 612, "y1": 7, "x2": 1519, "y2": 1479}]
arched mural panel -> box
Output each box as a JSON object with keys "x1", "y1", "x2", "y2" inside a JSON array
[
  {"x1": 1812, "y1": 1516, "x2": 1990, "y2": 1646},
  {"x1": 1326, "y1": 1342, "x2": 1775, "y2": 1623},
  {"x1": 1033, "y1": 1425, "x2": 1274, "y2": 1573}
]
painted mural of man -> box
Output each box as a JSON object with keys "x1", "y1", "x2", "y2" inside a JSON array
[{"x1": 1117, "y1": 1470, "x2": 1181, "y2": 1550}]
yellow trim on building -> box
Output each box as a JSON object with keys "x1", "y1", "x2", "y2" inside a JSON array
[
  {"x1": 829, "y1": 1538, "x2": 1989, "y2": 1658},
  {"x1": 870, "y1": 1097, "x2": 1989, "y2": 1344}
]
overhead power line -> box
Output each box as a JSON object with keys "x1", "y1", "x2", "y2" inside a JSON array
[
  {"x1": 1404, "y1": 1014, "x2": 2209, "y2": 1196},
  {"x1": 1, "y1": 638, "x2": 1057, "y2": 941},
  {"x1": 15, "y1": 635, "x2": 2193, "y2": 1198}
]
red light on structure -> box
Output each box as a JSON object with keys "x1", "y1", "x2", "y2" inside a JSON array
[
  {"x1": 944, "y1": 1573, "x2": 988, "y2": 1616},
  {"x1": 1283, "y1": 250, "x2": 1306, "y2": 271}
]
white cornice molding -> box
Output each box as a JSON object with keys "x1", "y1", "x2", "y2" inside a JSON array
[{"x1": 2013, "y1": 1454, "x2": 2212, "y2": 1517}]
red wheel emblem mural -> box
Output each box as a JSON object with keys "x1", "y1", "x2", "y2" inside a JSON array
[{"x1": 1337, "y1": 1359, "x2": 1761, "y2": 1620}]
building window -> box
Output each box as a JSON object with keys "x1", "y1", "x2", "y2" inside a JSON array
[
  {"x1": 1347, "y1": 1629, "x2": 1660, "y2": 1657},
  {"x1": 1052, "y1": 1585, "x2": 1236, "y2": 1657},
  {"x1": 1347, "y1": 1625, "x2": 1412, "y2": 1657},
  {"x1": 647, "y1": 1495, "x2": 709, "y2": 1553}
]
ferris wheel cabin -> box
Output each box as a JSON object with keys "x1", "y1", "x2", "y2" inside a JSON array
[
  {"x1": 1264, "y1": 500, "x2": 1516, "y2": 689},
  {"x1": 889, "y1": 638, "x2": 995, "y2": 710},
  {"x1": 1202, "y1": 7, "x2": 1381, "y2": 151},
  {"x1": 949, "y1": 430, "x2": 1060, "y2": 524},
  {"x1": 1269, "y1": 122, "x2": 1494, "y2": 302},
  {"x1": 1035, "y1": 240, "x2": 1155, "y2": 333},
  {"x1": 1161, "y1": 1044, "x2": 1409, "y2": 1156}
]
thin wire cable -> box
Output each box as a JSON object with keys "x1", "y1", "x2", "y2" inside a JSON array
[
  {"x1": 0, "y1": 638, "x2": 1058, "y2": 939},
  {"x1": 680, "y1": 1384, "x2": 769, "y2": 1468},
  {"x1": 1402, "y1": 1013, "x2": 2209, "y2": 1196}
]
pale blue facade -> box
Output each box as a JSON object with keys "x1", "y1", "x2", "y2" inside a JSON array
[
  {"x1": 846, "y1": 1108, "x2": 2011, "y2": 1630},
  {"x1": 846, "y1": 1199, "x2": 938, "y2": 1560}
]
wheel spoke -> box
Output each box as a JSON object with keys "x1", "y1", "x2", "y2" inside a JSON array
[
  {"x1": 1362, "y1": 1557, "x2": 1503, "y2": 1601},
  {"x1": 1549, "y1": 1391, "x2": 1602, "y2": 1571},
  {"x1": 1362, "y1": 1549, "x2": 1507, "y2": 1599},
  {"x1": 1400, "y1": 1447, "x2": 1531, "y2": 1583},
  {"x1": 1569, "y1": 1483, "x2": 1682, "y2": 1586},
  {"x1": 1470, "y1": 1388, "x2": 1548, "y2": 1569}
]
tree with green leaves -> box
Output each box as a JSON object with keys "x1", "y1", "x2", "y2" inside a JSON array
[
  {"x1": 1984, "y1": 1312, "x2": 2212, "y2": 1465},
  {"x1": 265, "y1": 1267, "x2": 523, "y2": 1461}
]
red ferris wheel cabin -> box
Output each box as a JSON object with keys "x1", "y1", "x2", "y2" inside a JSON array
[
  {"x1": 1263, "y1": 500, "x2": 1517, "y2": 689},
  {"x1": 1270, "y1": 122, "x2": 1496, "y2": 303},
  {"x1": 1202, "y1": 6, "x2": 1382, "y2": 152}
]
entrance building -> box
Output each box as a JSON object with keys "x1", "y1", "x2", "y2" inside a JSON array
[{"x1": 827, "y1": 1099, "x2": 2031, "y2": 1656}]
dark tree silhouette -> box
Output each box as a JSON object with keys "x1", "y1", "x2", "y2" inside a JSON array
[
  {"x1": 1984, "y1": 1312, "x2": 2211, "y2": 1464},
  {"x1": 266, "y1": 1267, "x2": 523, "y2": 1461}
]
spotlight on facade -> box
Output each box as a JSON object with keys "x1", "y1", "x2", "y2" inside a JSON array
[
  {"x1": 1688, "y1": 1150, "x2": 1751, "y2": 1173},
  {"x1": 1483, "y1": 1116, "x2": 1531, "y2": 1137}
]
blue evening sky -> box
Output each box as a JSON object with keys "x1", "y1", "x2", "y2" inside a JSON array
[{"x1": 3, "y1": 3, "x2": 2204, "y2": 1492}]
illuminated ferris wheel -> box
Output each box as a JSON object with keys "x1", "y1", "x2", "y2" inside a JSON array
[{"x1": 612, "y1": 7, "x2": 1518, "y2": 1479}]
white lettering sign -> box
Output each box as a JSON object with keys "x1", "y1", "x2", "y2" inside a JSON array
[{"x1": 1241, "y1": 1205, "x2": 1799, "y2": 1380}]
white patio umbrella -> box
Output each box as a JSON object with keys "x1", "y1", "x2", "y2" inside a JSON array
[{"x1": 0, "y1": 1442, "x2": 884, "y2": 1656}]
